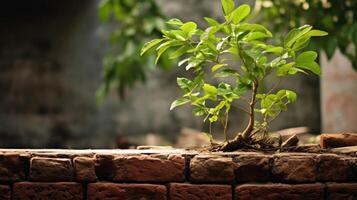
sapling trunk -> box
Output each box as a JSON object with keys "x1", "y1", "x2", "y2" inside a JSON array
[
  {"x1": 241, "y1": 81, "x2": 258, "y2": 140},
  {"x1": 214, "y1": 81, "x2": 261, "y2": 151}
]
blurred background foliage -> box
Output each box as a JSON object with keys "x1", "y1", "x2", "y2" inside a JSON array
[
  {"x1": 96, "y1": 0, "x2": 172, "y2": 100},
  {"x1": 255, "y1": 0, "x2": 357, "y2": 70}
]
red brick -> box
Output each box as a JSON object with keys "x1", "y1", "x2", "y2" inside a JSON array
[
  {"x1": 317, "y1": 154, "x2": 349, "y2": 182},
  {"x1": 349, "y1": 158, "x2": 357, "y2": 181},
  {"x1": 13, "y1": 182, "x2": 83, "y2": 200},
  {"x1": 0, "y1": 153, "x2": 26, "y2": 182},
  {"x1": 0, "y1": 185, "x2": 11, "y2": 200},
  {"x1": 272, "y1": 154, "x2": 317, "y2": 182},
  {"x1": 113, "y1": 154, "x2": 185, "y2": 182},
  {"x1": 73, "y1": 157, "x2": 97, "y2": 182},
  {"x1": 235, "y1": 183, "x2": 324, "y2": 200},
  {"x1": 94, "y1": 154, "x2": 116, "y2": 180},
  {"x1": 190, "y1": 155, "x2": 234, "y2": 183},
  {"x1": 87, "y1": 183, "x2": 166, "y2": 200},
  {"x1": 234, "y1": 155, "x2": 270, "y2": 182},
  {"x1": 326, "y1": 183, "x2": 357, "y2": 200},
  {"x1": 320, "y1": 133, "x2": 357, "y2": 148},
  {"x1": 30, "y1": 157, "x2": 73, "y2": 181},
  {"x1": 170, "y1": 183, "x2": 231, "y2": 200}
]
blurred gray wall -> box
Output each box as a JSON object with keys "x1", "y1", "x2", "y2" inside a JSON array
[{"x1": 0, "y1": 0, "x2": 320, "y2": 148}]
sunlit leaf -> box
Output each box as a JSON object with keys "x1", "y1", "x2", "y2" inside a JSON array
[
  {"x1": 141, "y1": 39, "x2": 164, "y2": 56},
  {"x1": 230, "y1": 4, "x2": 250, "y2": 24},
  {"x1": 170, "y1": 98, "x2": 191, "y2": 110},
  {"x1": 211, "y1": 63, "x2": 228, "y2": 72},
  {"x1": 221, "y1": 0, "x2": 235, "y2": 15}
]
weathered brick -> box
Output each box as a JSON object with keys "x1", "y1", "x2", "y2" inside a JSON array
[
  {"x1": 13, "y1": 182, "x2": 83, "y2": 200},
  {"x1": 235, "y1": 183, "x2": 324, "y2": 200},
  {"x1": 73, "y1": 157, "x2": 97, "y2": 182},
  {"x1": 349, "y1": 158, "x2": 357, "y2": 182},
  {"x1": 94, "y1": 154, "x2": 116, "y2": 180},
  {"x1": 30, "y1": 157, "x2": 73, "y2": 181},
  {"x1": 320, "y1": 133, "x2": 357, "y2": 149},
  {"x1": 170, "y1": 183, "x2": 231, "y2": 200},
  {"x1": 326, "y1": 183, "x2": 357, "y2": 200},
  {"x1": 190, "y1": 155, "x2": 234, "y2": 183},
  {"x1": 87, "y1": 183, "x2": 166, "y2": 200},
  {"x1": 272, "y1": 154, "x2": 317, "y2": 182},
  {"x1": 317, "y1": 154, "x2": 349, "y2": 182},
  {"x1": 0, "y1": 153, "x2": 26, "y2": 182},
  {"x1": 0, "y1": 185, "x2": 11, "y2": 200},
  {"x1": 234, "y1": 155, "x2": 270, "y2": 182},
  {"x1": 113, "y1": 154, "x2": 185, "y2": 182}
]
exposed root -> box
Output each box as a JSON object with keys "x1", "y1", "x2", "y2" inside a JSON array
[{"x1": 209, "y1": 133, "x2": 280, "y2": 152}]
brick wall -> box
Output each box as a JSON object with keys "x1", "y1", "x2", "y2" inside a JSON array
[{"x1": 0, "y1": 149, "x2": 356, "y2": 199}]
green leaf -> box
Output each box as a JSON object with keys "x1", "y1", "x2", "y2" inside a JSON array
[
  {"x1": 177, "y1": 77, "x2": 195, "y2": 92},
  {"x1": 156, "y1": 40, "x2": 182, "y2": 51},
  {"x1": 295, "y1": 51, "x2": 321, "y2": 75},
  {"x1": 217, "y1": 84, "x2": 231, "y2": 94},
  {"x1": 285, "y1": 25, "x2": 312, "y2": 47},
  {"x1": 296, "y1": 61, "x2": 321, "y2": 75},
  {"x1": 141, "y1": 39, "x2": 164, "y2": 56},
  {"x1": 204, "y1": 17, "x2": 220, "y2": 26},
  {"x1": 284, "y1": 28, "x2": 299, "y2": 47},
  {"x1": 170, "y1": 98, "x2": 191, "y2": 110},
  {"x1": 192, "y1": 107, "x2": 206, "y2": 116},
  {"x1": 155, "y1": 45, "x2": 171, "y2": 64},
  {"x1": 264, "y1": 46, "x2": 283, "y2": 54},
  {"x1": 166, "y1": 18, "x2": 184, "y2": 26},
  {"x1": 324, "y1": 37, "x2": 337, "y2": 59},
  {"x1": 221, "y1": 0, "x2": 235, "y2": 15},
  {"x1": 170, "y1": 46, "x2": 190, "y2": 59},
  {"x1": 238, "y1": 23, "x2": 272, "y2": 36},
  {"x1": 277, "y1": 62, "x2": 295, "y2": 76},
  {"x1": 296, "y1": 51, "x2": 318, "y2": 63},
  {"x1": 178, "y1": 58, "x2": 189, "y2": 66},
  {"x1": 292, "y1": 37, "x2": 310, "y2": 51},
  {"x1": 230, "y1": 4, "x2": 251, "y2": 24},
  {"x1": 214, "y1": 69, "x2": 239, "y2": 78},
  {"x1": 181, "y1": 22, "x2": 197, "y2": 34},
  {"x1": 305, "y1": 30, "x2": 328, "y2": 37},
  {"x1": 209, "y1": 115, "x2": 218, "y2": 123},
  {"x1": 211, "y1": 101, "x2": 226, "y2": 113},
  {"x1": 203, "y1": 84, "x2": 217, "y2": 96},
  {"x1": 244, "y1": 32, "x2": 272, "y2": 41},
  {"x1": 286, "y1": 90, "x2": 297, "y2": 102},
  {"x1": 98, "y1": 0, "x2": 111, "y2": 21},
  {"x1": 163, "y1": 30, "x2": 186, "y2": 41},
  {"x1": 211, "y1": 63, "x2": 227, "y2": 72},
  {"x1": 261, "y1": 94, "x2": 276, "y2": 109}
]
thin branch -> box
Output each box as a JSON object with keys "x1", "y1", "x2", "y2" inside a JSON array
[
  {"x1": 223, "y1": 112, "x2": 229, "y2": 142},
  {"x1": 241, "y1": 80, "x2": 259, "y2": 139},
  {"x1": 208, "y1": 122, "x2": 213, "y2": 144},
  {"x1": 232, "y1": 105, "x2": 250, "y2": 115},
  {"x1": 267, "y1": 79, "x2": 282, "y2": 95},
  {"x1": 240, "y1": 96, "x2": 251, "y2": 105}
]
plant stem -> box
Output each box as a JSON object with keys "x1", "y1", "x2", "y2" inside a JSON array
[
  {"x1": 209, "y1": 122, "x2": 213, "y2": 144},
  {"x1": 233, "y1": 105, "x2": 250, "y2": 114},
  {"x1": 266, "y1": 78, "x2": 282, "y2": 95},
  {"x1": 241, "y1": 80, "x2": 258, "y2": 139},
  {"x1": 223, "y1": 111, "x2": 229, "y2": 142}
]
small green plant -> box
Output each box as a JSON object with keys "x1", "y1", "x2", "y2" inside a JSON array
[{"x1": 141, "y1": 0, "x2": 327, "y2": 151}]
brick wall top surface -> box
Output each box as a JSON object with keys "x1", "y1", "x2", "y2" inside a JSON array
[{"x1": 0, "y1": 148, "x2": 356, "y2": 184}]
